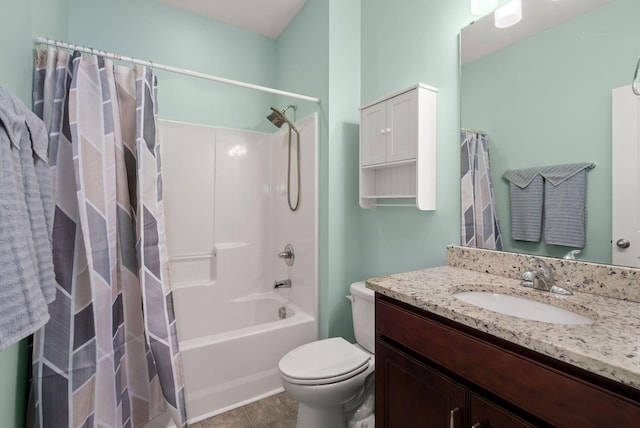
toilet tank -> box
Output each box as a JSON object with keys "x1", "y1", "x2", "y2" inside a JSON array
[{"x1": 349, "y1": 281, "x2": 375, "y2": 354}]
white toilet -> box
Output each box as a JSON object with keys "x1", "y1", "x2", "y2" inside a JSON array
[{"x1": 278, "y1": 282, "x2": 375, "y2": 428}]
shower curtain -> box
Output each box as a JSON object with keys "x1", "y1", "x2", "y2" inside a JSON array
[
  {"x1": 460, "y1": 129, "x2": 503, "y2": 250},
  {"x1": 30, "y1": 48, "x2": 186, "y2": 427}
]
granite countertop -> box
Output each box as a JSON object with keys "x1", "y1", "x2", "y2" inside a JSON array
[{"x1": 366, "y1": 265, "x2": 640, "y2": 390}]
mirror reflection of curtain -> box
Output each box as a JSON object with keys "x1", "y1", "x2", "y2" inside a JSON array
[
  {"x1": 461, "y1": 130, "x2": 503, "y2": 250},
  {"x1": 30, "y1": 48, "x2": 187, "y2": 427}
]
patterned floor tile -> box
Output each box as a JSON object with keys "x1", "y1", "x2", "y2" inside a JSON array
[
  {"x1": 194, "y1": 392, "x2": 299, "y2": 428},
  {"x1": 198, "y1": 407, "x2": 253, "y2": 428}
]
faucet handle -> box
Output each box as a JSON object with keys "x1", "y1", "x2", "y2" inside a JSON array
[
  {"x1": 520, "y1": 270, "x2": 536, "y2": 288},
  {"x1": 278, "y1": 244, "x2": 295, "y2": 266},
  {"x1": 524, "y1": 257, "x2": 570, "y2": 294},
  {"x1": 520, "y1": 270, "x2": 536, "y2": 281},
  {"x1": 528, "y1": 256, "x2": 554, "y2": 278}
]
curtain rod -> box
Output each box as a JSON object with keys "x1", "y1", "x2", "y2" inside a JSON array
[
  {"x1": 462, "y1": 128, "x2": 488, "y2": 135},
  {"x1": 33, "y1": 35, "x2": 321, "y2": 104}
]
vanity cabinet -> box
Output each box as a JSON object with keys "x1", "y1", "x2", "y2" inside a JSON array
[
  {"x1": 377, "y1": 340, "x2": 533, "y2": 428},
  {"x1": 376, "y1": 340, "x2": 467, "y2": 427},
  {"x1": 375, "y1": 294, "x2": 640, "y2": 427},
  {"x1": 359, "y1": 83, "x2": 437, "y2": 210}
]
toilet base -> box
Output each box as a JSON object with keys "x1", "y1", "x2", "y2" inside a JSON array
[
  {"x1": 280, "y1": 339, "x2": 376, "y2": 428},
  {"x1": 297, "y1": 402, "x2": 346, "y2": 428}
]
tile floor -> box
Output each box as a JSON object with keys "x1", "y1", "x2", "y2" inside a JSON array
[{"x1": 190, "y1": 391, "x2": 298, "y2": 428}]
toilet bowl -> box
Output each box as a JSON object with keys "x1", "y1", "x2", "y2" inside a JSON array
[{"x1": 278, "y1": 282, "x2": 375, "y2": 428}]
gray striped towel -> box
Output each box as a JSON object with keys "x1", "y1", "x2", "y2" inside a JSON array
[
  {"x1": 503, "y1": 168, "x2": 543, "y2": 242},
  {"x1": 0, "y1": 86, "x2": 56, "y2": 351},
  {"x1": 537, "y1": 163, "x2": 594, "y2": 248}
]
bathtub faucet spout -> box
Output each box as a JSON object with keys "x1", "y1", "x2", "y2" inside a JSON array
[{"x1": 274, "y1": 279, "x2": 292, "y2": 289}]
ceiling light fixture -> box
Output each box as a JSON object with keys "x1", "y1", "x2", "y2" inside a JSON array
[
  {"x1": 494, "y1": 0, "x2": 522, "y2": 28},
  {"x1": 471, "y1": 0, "x2": 498, "y2": 16}
]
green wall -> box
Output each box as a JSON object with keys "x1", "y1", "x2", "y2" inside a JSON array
[
  {"x1": 0, "y1": 0, "x2": 68, "y2": 101},
  {"x1": 325, "y1": 0, "x2": 362, "y2": 340},
  {"x1": 276, "y1": 0, "x2": 362, "y2": 340},
  {"x1": 461, "y1": 0, "x2": 639, "y2": 263},
  {"x1": 358, "y1": 0, "x2": 473, "y2": 277},
  {"x1": 67, "y1": 0, "x2": 278, "y2": 131}
]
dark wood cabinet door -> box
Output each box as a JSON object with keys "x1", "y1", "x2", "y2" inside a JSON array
[
  {"x1": 376, "y1": 339, "x2": 467, "y2": 428},
  {"x1": 469, "y1": 393, "x2": 536, "y2": 428}
]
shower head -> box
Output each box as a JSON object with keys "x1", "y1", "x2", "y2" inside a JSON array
[
  {"x1": 267, "y1": 108, "x2": 287, "y2": 128},
  {"x1": 267, "y1": 105, "x2": 298, "y2": 131}
]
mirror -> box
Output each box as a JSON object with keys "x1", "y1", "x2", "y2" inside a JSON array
[{"x1": 460, "y1": 0, "x2": 640, "y2": 264}]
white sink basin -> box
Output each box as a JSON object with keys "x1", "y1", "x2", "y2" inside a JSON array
[{"x1": 453, "y1": 291, "x2": 594, "y2": 325}]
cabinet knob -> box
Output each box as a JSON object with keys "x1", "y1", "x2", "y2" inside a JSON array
[
  {"x1": 386, "y1": 128, "x2": 391, "y2": 133},
  {"x1": 471, "y1": 424, "x2": 481, "y2": 428},
  {"x1": 380, "y1": 129, "x2": 386, "y2": 134}
]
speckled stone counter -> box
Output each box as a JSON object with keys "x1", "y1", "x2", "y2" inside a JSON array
[
  {"x1": 366, "y1": 246, "x2": 640, "y2": 390},
  {"x1": 447, "y1": 245, "x2": 640, "y2": 303}
]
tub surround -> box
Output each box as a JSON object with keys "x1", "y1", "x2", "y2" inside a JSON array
[
  {"x1": 366, "y1": 245, "x2": 640, "y2": 391},
  {"x1": 158, "y1": 116, "x2": 318, "y2": 425}
]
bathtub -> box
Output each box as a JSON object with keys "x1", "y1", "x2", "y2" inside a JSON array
[{"x1": 174, "y1": 289, "x2": 316, "y2": 424}]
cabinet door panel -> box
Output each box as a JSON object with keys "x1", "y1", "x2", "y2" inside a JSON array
[
  {"x1": 361, "y1": 102, "x2": 387, "y2": 166},
  {"x1": 387, "y1": 90, "x2": 417, "y2": 162},
  {"x1": 470, "y1": 393, "x2": 536, "y2": 428},
  {"x1": 376, "y1": 340, "x2": 466, "y2": 428}
]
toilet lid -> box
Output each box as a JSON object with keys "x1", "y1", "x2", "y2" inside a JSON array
[{"x1": 279, "y1": 337, "x2": 371, "y2": 385}]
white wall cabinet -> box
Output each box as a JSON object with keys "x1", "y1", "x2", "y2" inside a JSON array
[{"x1": 359, "y1": 83, "x2": 437, "y2": 210}]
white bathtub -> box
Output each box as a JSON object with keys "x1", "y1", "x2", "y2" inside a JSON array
[{"x1": 175, "y1": 290, "x2": 316, "y2": 424}]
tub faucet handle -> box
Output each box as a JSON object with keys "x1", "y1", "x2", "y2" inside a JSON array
[{"x1": 278, "y1": 244, "x2": 295, "y2": 266}]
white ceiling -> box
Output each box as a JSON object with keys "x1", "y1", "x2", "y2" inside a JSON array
[{"x1": 156, "y1": 0, "x2": 307, "y2": 39}]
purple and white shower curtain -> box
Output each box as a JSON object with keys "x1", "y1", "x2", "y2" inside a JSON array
[
  {"x1": 30, "y1": 48, "x2": 186, "y2": 428},
  {"x1": 460, "y1": 129, "x2": 503, "y2": 250}
]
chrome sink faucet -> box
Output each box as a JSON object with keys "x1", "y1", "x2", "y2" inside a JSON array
[
  {"x1": 530, "y1": 257, "x2": 555, "y2": 291},
  {"x1": 521, "y1": 257, "x2": 572, "y2": 295}
]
